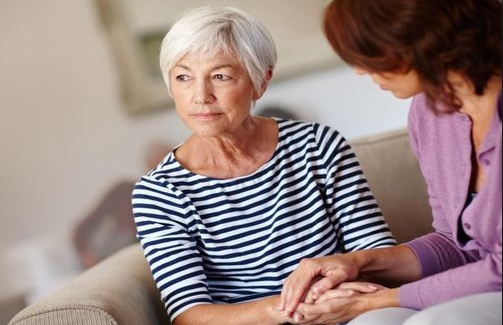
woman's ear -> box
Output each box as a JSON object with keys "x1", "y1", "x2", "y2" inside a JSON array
[{"x1": 253, "y1": 69, "x2": 273, "y2": 100}]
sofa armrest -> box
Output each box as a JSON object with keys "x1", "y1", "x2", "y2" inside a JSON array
[{"x1": 8, "y1": 244, "x2": 169, "y2": 325}]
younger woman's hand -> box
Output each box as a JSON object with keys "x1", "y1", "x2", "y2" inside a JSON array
[
  {"x1": 315, "y1": 281, "x2": 385, "y2": 303},
  {"x1": 294, "y1": 284, "x2": 396, "y2": 325}
]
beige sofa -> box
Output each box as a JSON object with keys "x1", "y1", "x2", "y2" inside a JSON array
[{"x1": 8, "y1": 128, "x2": 433, "y2": 325}]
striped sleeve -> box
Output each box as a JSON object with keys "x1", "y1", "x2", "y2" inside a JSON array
[
  {"x1": 132, "y1": 177, "x2": 212, "y2": 320},
  {"x1": 313, "y1": 124, "x2": 397, "y2": 251}
]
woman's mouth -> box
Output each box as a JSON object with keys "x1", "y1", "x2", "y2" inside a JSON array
[{"x1": 191, "y1": 112, "x2": 222, "y2": 120}]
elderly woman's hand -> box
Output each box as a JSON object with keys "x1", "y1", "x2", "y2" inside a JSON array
[
  {"x1": 293, "y1": 282, "x2": 390, "y2": 325},
  {"x1": 279, "y1": 254, "x2": 361, "y2": 318}
]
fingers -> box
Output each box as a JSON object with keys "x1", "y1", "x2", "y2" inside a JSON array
[
  {"x1": 295, "y1": 287, "x2": 385, "y2": 325},
  {"x1": 296, "y1": 300, "x2": 333, "y2": 318},
  {"x1": 279, "y1": 259, "x2": 323, "y2": 316},
  {"x1": 281, "y1": 275, "x2": 348, "y2": 319},
  {"x1": 304, "y1": 274, "x2": 345, "y2": 303},
  {"x1": 295, "y1": 300, "x2": 351, "y2": 325},
  {"x1": 315, "y1": 288, "x2": 356, "y2": 304},
  {"x1": 293, "y1": 311, "x2": 304, "y2": 323},
  {"x1": 279, "y1": 277, "x2": 310, "y2": 317},
  {"x1": 295, "y1": 294, "x2": 358, "y2": 325},
  {"x1": 279, "y1": 255, "x2": 356, "y2": 316},
  {"x1": 336, "y1": 281, "x2": 384, "y2": 293},
  {"x1": 314, "y1": 281, "x2": 383, "y2": 304},
  {"x1": 292, "y1": 310, "x2": 318, "y2": 324}
]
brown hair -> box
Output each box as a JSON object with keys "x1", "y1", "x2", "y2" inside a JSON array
[{"x1": 323, "y1": 0, "x2": 502, "y2": 111}]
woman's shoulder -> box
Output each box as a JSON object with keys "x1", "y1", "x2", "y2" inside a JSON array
[
  {"x1": 134, "y1": 152, "x2": 185, "y2": 187},
  {"x1": 275, "y1": 118, "x2": 342, "y2": 141},
  {"x1": 274, "y1": 118, "x2": 348, "y2": 161}
]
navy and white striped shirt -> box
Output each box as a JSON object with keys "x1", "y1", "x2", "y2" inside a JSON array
[{"x1": 132, "y1": 119, "x2": 396, "y2": 322}]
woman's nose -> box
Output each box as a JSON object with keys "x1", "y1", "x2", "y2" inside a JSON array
[
  {"x1": 194, "y1": 80, "x2": 215, "y2": 104},
  {"x1": 353, "y1": 66, "x2": 368, "y2": 75}
]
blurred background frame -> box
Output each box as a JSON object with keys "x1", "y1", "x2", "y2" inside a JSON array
[{"x1": 93, "y1": 0, "x2": 340, "y2": 116}]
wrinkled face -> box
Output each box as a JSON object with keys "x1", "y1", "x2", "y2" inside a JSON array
[
  {"x1": 353, "y1": 67, "x2": 423, "y2": 99},
  {"x1": 170, "y1": 51, "x2": 261, "y2": 137}
]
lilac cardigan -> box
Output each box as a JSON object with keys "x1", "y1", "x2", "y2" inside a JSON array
[{"x1": 398, "y1": 92, "x2": 502, "y2": 309}]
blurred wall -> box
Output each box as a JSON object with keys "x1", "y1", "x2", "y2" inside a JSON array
[{"x1": 0, "y1": 0, "x2": 410, "y2": 298}]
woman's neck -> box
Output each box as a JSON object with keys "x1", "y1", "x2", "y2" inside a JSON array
[
  {"x1": 449, "y1": 73, "x2": 501, "y2": 193},
  {"x1": 176, "y1": 117, "x2": 278, "y2": 178},
  {"x1": 451, "y1": 74, "x2": 501, "y2": 118}
]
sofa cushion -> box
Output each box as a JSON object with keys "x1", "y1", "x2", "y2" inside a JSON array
[{"x1": 350, "y1": 129, "x2": 433, "y2": 243}]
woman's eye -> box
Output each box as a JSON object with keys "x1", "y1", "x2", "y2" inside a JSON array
[
  {"x1": 175, "y1": 75, "x2": 190, "y2": 81},
  {"x1": 214, "y1": 74, "x2": 231, "y2": 81}
]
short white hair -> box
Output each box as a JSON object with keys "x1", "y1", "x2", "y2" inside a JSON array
[{"x1": 159, "y1": 5, "x2": 277, "y2": 96}]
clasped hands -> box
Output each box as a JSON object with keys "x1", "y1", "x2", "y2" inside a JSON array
[{"x1": 278, "y1": 256, "x2": 386, "y2": 325}]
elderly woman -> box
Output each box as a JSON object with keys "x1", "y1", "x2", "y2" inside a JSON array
[{"x1": 132, "y1": 5, "x2": 395, "y2": 325}]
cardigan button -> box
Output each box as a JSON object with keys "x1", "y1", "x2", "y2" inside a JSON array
[{"x1": 464, "y1": 223, "x2": 471, "y2": 230}]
